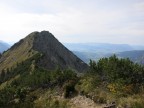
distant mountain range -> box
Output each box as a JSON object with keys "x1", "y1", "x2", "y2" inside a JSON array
[
  {"x1": 1, "y1": 40, "x2": 144, "y2": 65},
  {"x1": 64, "y1": 43, "x2": 144, "y2": 53},
  {"x1": 0, "y1": 41, "x2": 10, "y2": 53},
  {"x1": 117, "y1": 50, "x2": 144, "y2": 64},
  {"x1": 64, "y1": 43, "x2": 144, "y2": 64}
]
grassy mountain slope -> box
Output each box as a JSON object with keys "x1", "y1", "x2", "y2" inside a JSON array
[{"x1": 0, "y1": 33, "x2": 38, "y2": 72}]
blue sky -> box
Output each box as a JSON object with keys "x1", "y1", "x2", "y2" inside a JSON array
[{"x1": 0, "y1": 0, "x2": 144, "y2": 45}]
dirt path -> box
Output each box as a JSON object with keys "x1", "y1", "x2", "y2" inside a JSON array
[{"x1": 69, "y1": 95, "x2": 103, "y2": 108}]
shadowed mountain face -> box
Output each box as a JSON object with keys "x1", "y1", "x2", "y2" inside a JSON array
[
  {"x1": 0, "y1": 31, "x2": 88, "y2": 72},
  {"x1": 32, "y1": 31, "x2": 88, "y2": 71}
]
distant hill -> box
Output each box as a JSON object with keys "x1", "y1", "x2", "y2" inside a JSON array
[
  {"x1": 73, "y1": 51, "x2": 108, "y2": 63},
  {"x1": 65, "y1": 43, "x2": 144, "y2": 64},
  {"x1": 65, "y1": 43, "x2": 132, "y2": 63},
  {"x1": 64, "y1": 43, "x2": 139, "y2": 63},
  {"x1": 117, "y1": 50, "x2": 144, "y2": 64},
  {"x1": 0, "y1": 31, "x2": 88, "y2": 72},
  {"x1": 0, "y1": 41, "x2": 10, "y2": 53}
]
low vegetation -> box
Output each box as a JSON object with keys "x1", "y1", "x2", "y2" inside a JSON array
[
  {"x1": 76, "y1": 55, "x2": 144, "y2": 107},
  {"x1": 0, "y1": 55, "x2": 144, "y2": 107}
]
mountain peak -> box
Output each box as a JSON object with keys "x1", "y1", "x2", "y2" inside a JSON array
[
  {"x1": 31, "y1": 31, "x2": 88, "y2": 71},
  {"x1": 27, "y1": 30, "x2": 53, "y2": 38},
  {"x1": 0, "y1": 31, "x2": 88, "y2": 72}
]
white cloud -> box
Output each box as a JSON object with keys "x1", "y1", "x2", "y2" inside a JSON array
[
  {"x1": 0, "y1": 6, "x2": 122, "y2": 39},
  {"x1": 133, "y1": 2, "x2": 144, "y2": 12},
  {"x1": 0, "y1": 0, "x2": 144, "y2": 45}
]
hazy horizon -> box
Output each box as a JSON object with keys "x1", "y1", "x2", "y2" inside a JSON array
[
  {"x1": 0, "y1": 0, "x2": 144, "y2": 45},
  {"x1": 1, "y1": 40, "x2": 144, "y2": 47}
]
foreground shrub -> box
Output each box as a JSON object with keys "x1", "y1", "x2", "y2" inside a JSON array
[{"x1": 63, "y1": 80, "x2": 77, "y2": 98}]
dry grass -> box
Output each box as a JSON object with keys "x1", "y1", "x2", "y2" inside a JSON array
[
  {"x1": 118, "y1": 94, "x2": 144, "y2": 108},
  {"x1": 0, "y1": 74, "x2": 20, "y2": 90},
  {"x1": 0, "y1": 35, "x2": 38, "y2": 72},
  {"x1": 31, "y1": 88, "x2": 70, "y2": 108}
]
